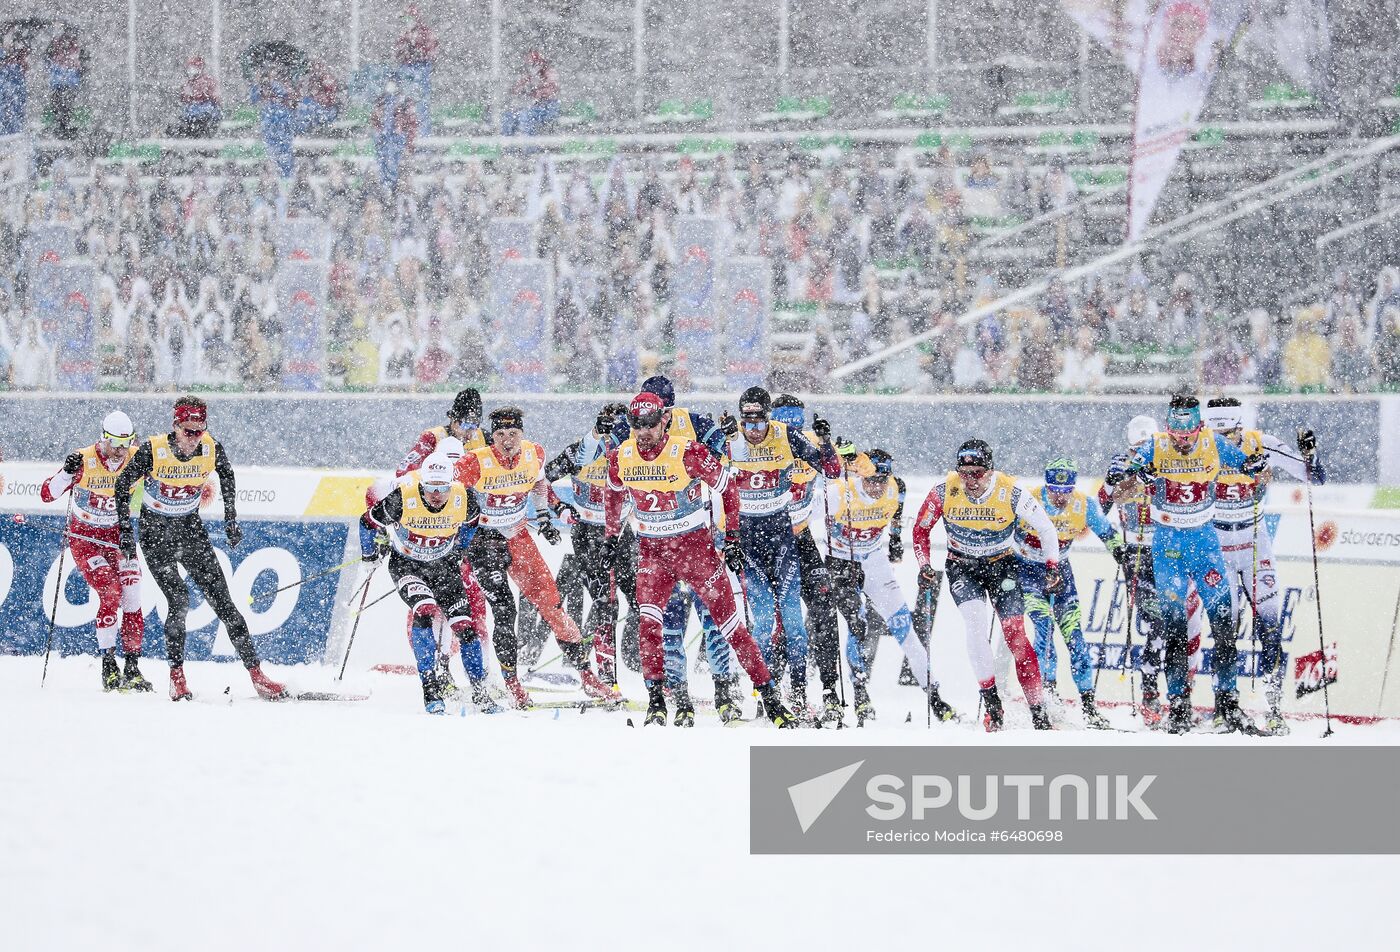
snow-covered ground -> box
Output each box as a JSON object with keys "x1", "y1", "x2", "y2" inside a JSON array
[{"x1": 5, "y1": 642, "x2": 1398, "y2": 951}]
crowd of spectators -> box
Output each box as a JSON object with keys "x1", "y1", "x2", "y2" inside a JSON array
[{"x1": 2, "y1": 147, "x2": 1399, "y2": 397}]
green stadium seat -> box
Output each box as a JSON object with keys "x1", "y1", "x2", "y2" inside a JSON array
[
  {"x1": 645, "y1": 99, "x2": 714, "y2": 126},
  {"x1": 877, "y1": 93, "x2": 949, "y2": 122},
  {"x1": 1248, "y1": 82, "x2": 1316, "y2": 112},
  {"x1": 996, "y1": 89, "x2": 1074, "y2": 118},
  {"x1": 756, "y1": 96, "x2": 831, "y2": 124}
]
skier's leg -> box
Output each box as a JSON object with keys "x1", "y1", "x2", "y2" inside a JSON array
[
  {"x1": 181, "y1": 527, "x2": 259, "y2": 668},
  {"x1": 1019, "y1": 557, "x2": 1059, "y2": 689}
]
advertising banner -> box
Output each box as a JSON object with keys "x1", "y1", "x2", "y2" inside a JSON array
[
  {"x1": 488, "y1": 258, "x2": 551, "y2": 392},
  {"x1": 1127, "y1": 1, "x2": 1243, "y2": 240},
  {"x1": 720, "y1": 258, "x2": 770, "y2": 389},
  {"x1": 0, "y1": 515, "x2": 351, "y2": 666},
  {"x1": 275, "y1": 261, "x2": 330, "y2": 391},
  {"x1": 673, "y1": 216, "x2": 721, "y2": 374}
]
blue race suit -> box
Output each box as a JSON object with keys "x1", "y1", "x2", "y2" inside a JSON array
[{"x1": 1129, "y1": 431, "x2": 1252, "y2": 700}]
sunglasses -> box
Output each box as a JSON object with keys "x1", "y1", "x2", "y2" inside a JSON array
[
  {"x1": 957, "y1": 466, "x2": 988, "y2": 478},
  {"x1": 179, "y1": 424, "x2": 205, "y2": 436}
]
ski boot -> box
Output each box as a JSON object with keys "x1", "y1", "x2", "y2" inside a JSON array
[
  {"x1": 1081, "y1": 691, "x2": 1112, "y2": 730},
  {"x1": 420, "y1": 670, "x2": 446, "y2": 715},
  {"x1": 758, "y1": 681, "x2": 797, "y2": 728},
  {"x1": 121, "y1": 654, "x2": 153, "y2": 693},
  {"x1": 169, "y1": 665, "x2": 193, "y2": 702},
  {"x1": 1166, "y1": 695, "x2": 1193, "y2": 735},
  {"x1": 436, "y1": 659, "x2": 463, "y2": 702},
  {"x1": 671, "y1": 684, "x2": 696, "y2": 727},
  {"x1": 597, "y1": 657, "x2": 618, "y2": 688},
  {"x1": 1029, "y1": 704, "x2": 1054, "y2": 730},
  {"x1": 785, "y1": 679, "x2": 820, "y2": 727},
  {"x1": 469, "y1": 679, "x2": 502, "y2": 714},
  {"x1": 101, "y1": 650, "x2": 122, "y2": 692},
  {"x1": 503, "y1": 674, "x2": 532, "y2": 710},
  {"x1": 980, "y1": 686, "x2": 1004, "y2": 732},
  {"x1": 249, "y1": 665, "x2": 289, "y2": 701},
  {"x1": 928, "y1": 685, "x2": 957, "y2": 723},
  {"x1": 1138, "y1": 687, "x2": 1164, "y2": 729},
  {"x1": 644, "y1": 681, "x2": 668, "y2": 727},
  {"x1": 580, "y1": 667, "x2": 624, "y2": 705},
  {"x1": 853, "y1": 681, "x2": 876, "y2": 727},
  {"x1": 820, "y1": 687, "x2": 845, "y2": 727},
  {"x1": 1213, "y1": 691, "x2": 1259, "y2": 735},
  {"x1": 713, "y1": 677, "x2": 744, "y2": 724},
  {"x1": 897, "y1": 657, "x2": 918, "y2": 687},
  {"x1": 1264, "y1": 707, "x2": 1290, "y2": 736}
]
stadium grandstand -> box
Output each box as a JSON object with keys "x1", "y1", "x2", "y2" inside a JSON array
[{"x1": 1, "y1": 0, "x2": 1398, "y2": 397}]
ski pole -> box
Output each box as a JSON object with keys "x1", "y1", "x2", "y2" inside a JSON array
[
  {"x1": 1301, "y1": 445, "x2": 1334, "y2": 738},
  {"x1": 40, "y1": 498, "x2": 74, "y2": 688},
  {"x1": 250, "y1": 555, "x2": 364, "y2": 606},
  {"x1": 338, "y1": 562, "x2": 379, "y2": 681},
  {"x1": 354, "y1": 585, "x2": 397, "y2": 617},
  {"x1": 1249, "y1": 492, "x2": 1260, "y2": 691},
  {"x1": 1377, "y1": 588, "x2": 1400, "y2": 719},
  {"x1": 11, "y1": 514, "x2": 123, "y2": 550}
]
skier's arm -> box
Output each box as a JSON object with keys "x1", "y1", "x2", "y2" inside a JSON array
[
  {"x1": 457, "y1": 491, "x2": 481, "y2": 550},
  {"x1": 912, "y1": 484, "x2": 946, "y2": 569},
  {"x1": 688, "y1": 411, "x2": 728, "y2": 457},
  {"x1": 604, "y1": 451, "x2": 626, "y2": 539},
  {"x1": 1097, "y1": 482, "x2": 1115, "y2": 516},
  {"x1": 1014, "y1": 488, "x2": 1059, "y2": 571},
  {"x1": 213, "y1": 439, "x2": 237, "y2": 522},
  {"x1": 1261, "y1": 432, "x2": 1325, "y2": 484},
  {"x1": 40, "y1": 452, "x2": 84, "y2": 503},
  {"x1": 1085, "y1": 492, "x2": 1123, "y2": 553},
  {"x1": 544, "y1": 439, "x2": 584, "y2": 483},
  {"x1": 360, "y1": 489, "x2": 404, "y2": 557},
  {"x1": 786, "y1": 425, "x2": 840, "y2": 478},
  {"x1": 683, "y1": 441, "x2": 738, "y2": 537},
  {"x1": 396, "y1": 429, "x2": 438, "y2": 477},
  {"x1": 114, "y1": 440, "x2": 154, "y2": 534}
]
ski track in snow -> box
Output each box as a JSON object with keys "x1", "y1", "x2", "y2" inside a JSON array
[{"x1": 3, "y1": 649, "x2": 1397, "y2": 951}]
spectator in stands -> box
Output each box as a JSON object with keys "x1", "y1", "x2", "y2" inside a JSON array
[
  {"x1": 960, "y1": 149, "x2": 1005, "y2": 222},
  {"x1": 1198, "y1": 315, "x2": 1244, "y2": 387},
  {"x1": 1109, "y1": 281, "x2": 1161, "y2": 349},
  {"x1": 1376, "y1": 307, "x2": 1400, "y2": 391},
  {"x1": 1014, "y1": 314, "x2": 1058, "y2": 391},
  {"x1": 1057, "y1": 326, "x2": 1105, "y2": 393},
  {"x1": 502, "y1": 49, "x2": 559, "y2": 137},
  {"x1": 1365, "y1": 266, "x2": 1400, "y2": 344},
  {"x1": 414, "y1": 316, "x2": 455, "y2": 386},
  {"x1": 1038, "y1": 156, "x2": 1079, "y2": 212},
  {"x1": 379, "y1": 316, "x2": 415, "y2": 386},
  {"x1": 251, "y1": 67, "x2": 297, "y2": 177},
  {"x1": 171, "y1": 56, "x2": 221, "y2": 137},
  {"x1": 296, "y1": 58, "x2": 341, "y2": 134},
  {"x1": 1242, "y1": 309, "x2": 1283, "y2": 390},
  {"x1": 372, "y1": 79, "x2": 418, "y2": 197},
  {"x1": 1283, "y1": 307, "x2": 1330, "y2": 392},
  {"x1": 12, "y1": 319, "x2": 55, "y2": 389},
  {"x1": 1040, "y1": 276, "x2": 1075, "y2": 342},
  {"x1": 124, "y1": 312, "x2": 157, "y2": 390},
  {"x1": 342, "y1": 315, "x2": 380, "y2": 389},
  {"x1": 1330, "y1": 315, "x2": 1372, "y2": 394},
  {"x1": 1163, "y1": 273, "x2": 1204, "y2": 345},
  {"x1": 395, "y1": 4, "x2": 439, "y2": 136},
  {"x1": 0, "y1": 26, "x2": 28, "y2": 135},
  {"x1": 45, "y1": 24, "x2": 84, "y2": 139},
  {"x1": 1322, "y1": 267, "x2": 1360, "y2": 336}
]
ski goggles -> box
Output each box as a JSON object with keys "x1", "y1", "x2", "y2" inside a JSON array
[{"x1": 103, "y1": 429, "x2": 136, "y2": 447}]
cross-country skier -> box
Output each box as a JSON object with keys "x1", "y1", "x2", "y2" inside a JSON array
[
  {"x1": 544, "y1": 401, "x2": 639, "y2": 684},
  {"x1": 455, "y1": 405, "x2": 620, "y2": 708},
  {"x1": 771, "y1": 394, "x2": 846, "y2": 722},
  {"x1": 1201, "y1": 396, "x2": 1325, "y2": 734},
  {"x1": 723, "y1": 386, "x2": 840, "y2": 722},
  {"x1": 824, "y1": 449, "x2": 958, "y2": 726},
  {"x1": 114, "y1": 395, "x2": 287, "y2": 701},
  {"x1": 40, "y1": 410, "x2": 151, "y2": 692},
  {"x1": 912, "y1": 439, "x2": 1056, "y2": 731},
  {"x1": 603, "y1": 392, "x2": 796, "y2": 728},
  {"x1": 396, "y1": 387, "x2": 486, "y2": 476},
  {"x1": 1100, "y1": 415, "x2": 1168, "y2": 726},
  {"x1": 1015, "y1": 457, "x2": 1124, "y2": 728},
  {"x1": 1107, "y1": 394, "x2": 1268, "y2": 734},
  {"x1": 360, "y1": 452, "x2": 497, "y2": 714},
  {"x1": 618, "y1": 375, "x2": 741, "y2": 723}
]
